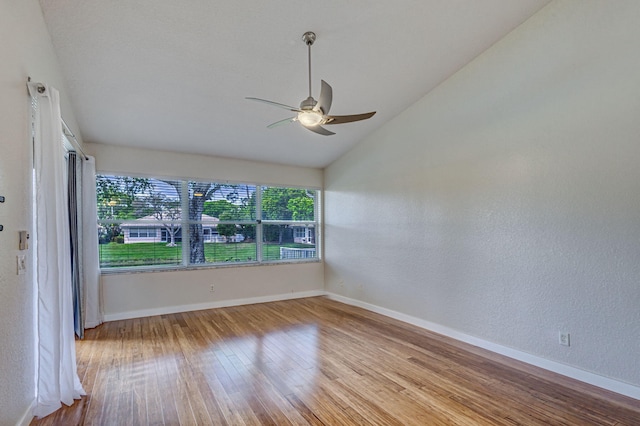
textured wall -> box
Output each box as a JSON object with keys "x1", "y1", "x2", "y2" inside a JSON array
[
  {"x1": 88, "y1": 143, "x2": 324, "y2": 319},
  {"x1": 325, "y1": 0, "x2": 640, "y2": 387},
  {"x1": 0, "y1": 0, "x2": 82, "y2": 423}
]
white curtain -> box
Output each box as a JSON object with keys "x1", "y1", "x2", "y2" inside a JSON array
[
  {"x1": 29, "y1": 82, "x2": 85, "y2": 418},
  {"x1": 82, "y1": 156, "x2": 102, "y2": 328}
]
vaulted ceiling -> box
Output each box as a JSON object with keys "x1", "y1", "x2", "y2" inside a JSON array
[{"x1": 39, "y1": 0, "x2": 550, "y2": 168}]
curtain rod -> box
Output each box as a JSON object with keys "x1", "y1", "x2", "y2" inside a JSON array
[
  {"x1": 61, "y1": 118, "x2": 89, "y2": 161},
  {"x1": 27, "y1": 77, "x2": 89, "y2": 161}
]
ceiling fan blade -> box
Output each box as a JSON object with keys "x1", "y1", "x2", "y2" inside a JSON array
[
  {"x1": 245, "y1": 97, "x2": 302, "y2": 112},
  {"x1": 267, "y1": 117, "x2": 297, "y2": 128},
  {"x1": 324, "y1": 111, "x2": 376, "y2": 125},
  {"x1": 314, "y1": 80, "x2": 333, "y2": 115},
  {"x1": 303, "y1": 124, "x2": 335, "y2": 136}
]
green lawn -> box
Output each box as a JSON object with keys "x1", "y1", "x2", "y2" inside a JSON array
[{"x1": 99, "y1": 241, "x2": 315, "y2": 268}]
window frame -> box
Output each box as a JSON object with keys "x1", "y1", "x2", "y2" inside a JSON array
[{"x1": 96, "y1": 173, "x2": 321, "y2": 273}]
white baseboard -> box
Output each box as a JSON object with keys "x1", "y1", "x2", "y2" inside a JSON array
[
  {"x1": 85, "y1": 320, "x2": 103, "y2": 329},
  {"x1": 15, "y1": 399, "x2": 35, "y2": 426},
  {"x1": 103, "y1": 290, "x2": 326, "y2": 322},
  {"x1": 326, "y1": 292, "x2": 640, "y2": 401}
]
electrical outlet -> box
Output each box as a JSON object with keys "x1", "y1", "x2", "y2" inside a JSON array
[
  {"x1": 559, "y1": 332, "x2": 570, "y2": 346},
  {"x1": 209, "y1": 284, "x2": 215, "y2": 293}
]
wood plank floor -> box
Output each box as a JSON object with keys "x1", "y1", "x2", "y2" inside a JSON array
[{"x1": 31, "y1": 296, "x2": 639, "y2": 425}]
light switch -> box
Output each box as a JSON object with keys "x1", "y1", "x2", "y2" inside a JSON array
[{"x1": 19, "y1": 230, "x2": 29, "y2": 250}]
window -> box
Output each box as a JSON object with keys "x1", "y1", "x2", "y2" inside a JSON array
[
  {"x1": 96, "y1": 175, "x2": 319, "y2": 270},
  {"x1": 261, "y1": 186, "x2": 317, "y2": 261},
  {"x1": 129, "y1": 228, "x2": 155, "y2": 238}
]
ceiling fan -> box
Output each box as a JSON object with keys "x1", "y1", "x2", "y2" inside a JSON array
[{"x1": 246, "y1": 31, "x2": 376, "y2": 136}]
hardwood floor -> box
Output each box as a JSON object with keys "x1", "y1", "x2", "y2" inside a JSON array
[{"x1": 31, "y1": 296, "x2": 639, "y2": 425}]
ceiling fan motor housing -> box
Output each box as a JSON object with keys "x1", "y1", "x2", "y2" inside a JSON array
[{"x1": 300, "y1": 96, "x2": 318, "y2": 111}]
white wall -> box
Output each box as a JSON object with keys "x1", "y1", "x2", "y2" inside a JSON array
[
  {"x1": 102, "y1": 263, "x2": 323, "y2": 320},
  {"x1": 87, "y1": 143, "x2": 324, "y2": 319},
  {"x1": 0, "y1": 0, "x2": 83, "y2": 423},
  {"x1": 87, "y1": 142, "x2": 323, "y2": 188},
  {"x1": 325, "y1": 0, "x2": 640, "y2": 391}
]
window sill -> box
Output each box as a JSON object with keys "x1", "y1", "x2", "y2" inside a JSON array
[{"x1": 99, "y1": 258, "x2": 322, "y2": 275}]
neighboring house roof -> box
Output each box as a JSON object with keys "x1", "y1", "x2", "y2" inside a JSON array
[{"x1": 120, "y1": 214, "x2": 219, "y2": 227}]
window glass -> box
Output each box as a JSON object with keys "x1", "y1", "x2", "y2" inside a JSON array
[
  {"x1": 261, "y1": 186, "x2": 315, "y2": 221},
  {"x1": 187, "y1": 182, "x2": 256, "y2": 265},
  {"x1": 262, "y1": 224, "x2": 316, "y2": 261},
  {"x1": 97, "y1": 176, "x2": 183, "y2": 268}
]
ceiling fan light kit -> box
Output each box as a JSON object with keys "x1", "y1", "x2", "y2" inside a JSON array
[
  {"x1": 298, "y1": 111, "x2": 323, "y2": 126},
  {"x1": 246, "y1": 31, "x2": 376, "y2": 136}
]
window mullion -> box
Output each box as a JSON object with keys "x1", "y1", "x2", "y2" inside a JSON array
[
  {"x1": 316, "y1": 189, "x2": 321, "y2": 260},
  {"x1": 181, "y1": 181, "x2": 189, "y2": 266},
  {"x1": 256, "y1": 185, "x2": 263, "y2": 263}
]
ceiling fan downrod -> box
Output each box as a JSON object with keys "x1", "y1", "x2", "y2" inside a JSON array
[{"x1": 302, "y1": 31, "x2": 316, "y2": 101}]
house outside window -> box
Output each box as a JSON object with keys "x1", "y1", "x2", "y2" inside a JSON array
[{"x1": 96, "y1": 175, "x2": 319, "y2": 270}]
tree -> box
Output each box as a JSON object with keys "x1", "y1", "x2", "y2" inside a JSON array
[
  {"x1": 223, "y1": 185, "x2": 255, "y2": 219},
  {"x1": 163, "y1": 181, "x2": 226, "y2": 263},
  {"x1": 238, "y1": 224, "x2": 256, "y2": 242},
  {"x1": 217, "y1": 212, "x2": 238, "y2": 242},
  {"x1": 188, "y1": 182, "x2": 223, "y2": 263},
  {"x1": 202, "y1": 185, "x2": 256, "y2": 242},
  {"x1": 288, "y1": 196, "x2": 314, "y2": 220},
  {"x1": 203, "y1": 199, "x2": 239, "y2": 219},
  {"x1": 261, "y1": 188, "x2": 315, "y2": 243},
  {"x1": 159, "y1": 182, "x2": 256, "y2": 262},
  {"x1": 96, "y1": 175, "x2": 151, "y2": 242},
  {"x1": 96, "y1": 175, "x2": 151, "y2": 219},
  {"x1": 144, "y1": 193, "x2": 181, "y2": 247},
  {"x1": 237, "y1": 189, "x2": 257, "y2": 240}
]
